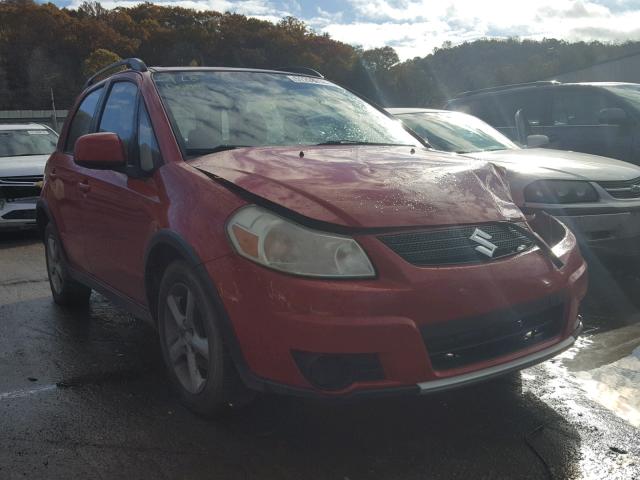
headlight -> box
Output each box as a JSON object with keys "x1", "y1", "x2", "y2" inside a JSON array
[
  {"x1": 226, "y1": 205, "x2": 375, "y2": 278},
  {"x1": 524, "y1": 180, "x2": 598, "y2": 204}
]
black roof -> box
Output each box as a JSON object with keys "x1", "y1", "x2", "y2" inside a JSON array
[
  {"x1": 454, "y1": 81, "x2": 561, "y2": 99},
  {"x1": 451, "y1": 80, "x2": 640, "y2": 101}
]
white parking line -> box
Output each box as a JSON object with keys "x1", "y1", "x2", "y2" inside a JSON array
[{"x1": 0, "y1": 384, "x2": 57, "y2": 400}]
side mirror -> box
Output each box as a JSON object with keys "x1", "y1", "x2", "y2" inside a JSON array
[
  {"x1": 74, "y1": 132, "x2": 126, "y2": 169},
  {"x1": 514, "y1": 109, "x2": 530, "y2": 145},
  {"x1": 598, "y1": 107, "x2": 628, "y2": 126},
  {"x1": 526, "y1": 134, "x2": 550, "y2": 148}
]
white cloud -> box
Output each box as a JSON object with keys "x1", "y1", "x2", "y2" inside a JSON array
[
  {"x1": 319, "y1": 0, "x2": 640, "y2": 59},
  {"x1": 63, "y1": 0, "x2": 640, "y2": 60}
]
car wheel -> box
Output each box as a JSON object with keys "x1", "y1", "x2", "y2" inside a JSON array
[
  {"x1": 157, "y1": 260, "x2": 249, "y2": 417},
  {"x1": 44, "y1": 224, "x2": 91, "y2": 306}
]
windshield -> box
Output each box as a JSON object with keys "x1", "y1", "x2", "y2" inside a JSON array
[
  {"x1": 397, "y1": 111, "x2": 518, "y2": 154},
  {"x1": 0, "y1": 128, "x2": 58, "y2": 157},
  {"x1": 153, "y1": 71, "x2": 417, "y2": 156}
]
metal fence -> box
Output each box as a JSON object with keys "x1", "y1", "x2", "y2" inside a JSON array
[{"x1": 0, "y1": 110, "x2": 68, "y2": 132}]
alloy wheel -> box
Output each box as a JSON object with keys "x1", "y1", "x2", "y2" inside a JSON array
[
  {"x1": 46, "y1": 235, "x2": 64, "y2": 295},
  {"x1": 163, "y1": 283, "x2": 210, "y2": 394}
]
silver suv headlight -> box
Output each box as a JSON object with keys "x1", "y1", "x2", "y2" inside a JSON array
[{"x1": 227, "y1": 205, "x2": 375, "y2": 278}]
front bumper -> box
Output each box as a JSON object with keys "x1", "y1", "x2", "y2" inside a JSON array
[
  {"x1": 553, "y1": 211, "x2": 640, "y2": 257},
  {"x1": 417, "y1": 321, "x2": 581, "y2": 394},
  {"x1": 205, "y1": 222, "x2": 587, "y2": 398},
  {"x1": 522, "y1": 191, "x2": 640, "y2": 257},
  {"x1": 0, "y1": 197, "x2": 38, "y2": 229}
]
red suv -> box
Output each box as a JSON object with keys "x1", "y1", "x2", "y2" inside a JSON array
[{"x1": 38, "y1": 59, "x2": 587, "y2": 416}]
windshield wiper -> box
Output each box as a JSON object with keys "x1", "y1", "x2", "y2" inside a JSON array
[
  {"x1": 315, "y1": 140, "x2": 416, "y2": 147},
  {"x1": 185, "y1": 144, "x2": 246, "y2": 156}
]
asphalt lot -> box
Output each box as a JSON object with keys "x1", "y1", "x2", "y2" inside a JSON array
[{"x1": 0, "y1": 231, "x2": 639, "y2": 480}]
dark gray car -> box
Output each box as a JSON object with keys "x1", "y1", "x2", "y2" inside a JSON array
[{"x1": 445, "y1": 81, "x2": 640, "y2": 165}]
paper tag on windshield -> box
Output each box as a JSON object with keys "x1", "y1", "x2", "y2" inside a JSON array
[
  {"x1": 28, "y1": 130, "x2": 49, "y2": 135},
  {"x1": 286, "y1": 75, "x2": 334, "y2": 86}
]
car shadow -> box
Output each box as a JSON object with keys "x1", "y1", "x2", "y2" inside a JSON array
[
  {"x1": 0, "y1": 228, "x2": 40, "y2": 250},
  {"x1": 580, "y1": 253, "x2": 640, "y2": 333},
  {"x1": 211, "y1": 374, "x2": 582, "y2": 479}
]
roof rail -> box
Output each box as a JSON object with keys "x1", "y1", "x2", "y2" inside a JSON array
[
  {"x1": 456, "y1": 80, "x2": 561, "y2": 98},
  {"x1": 83, "y1": 58, "x2": 148, "y2": 89},
  {"x1": 276, "y1": 66, "x2": 324, "y2": 78}
]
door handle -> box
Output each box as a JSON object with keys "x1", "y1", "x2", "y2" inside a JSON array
[{"x1": 78, "y1": 180, "x2": 91, "y2": 193}]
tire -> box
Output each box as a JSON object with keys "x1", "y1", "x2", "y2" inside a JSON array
[
  {"x1": 157, "y1": 260, "x2": 249, "y2": 417},
  {"x1": 44, "y1": 223, "x2": 91, "y2": 306}
]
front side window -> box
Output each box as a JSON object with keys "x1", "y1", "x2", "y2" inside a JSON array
[
  {"x1": 98, "y1": 82, "x2": 138, "y2": 149},
  {"x1": 66, "y1": 87, "x2": 104, "y2": 152},
  {"x1": 153, "y1": 71, "x2": 416, "y2": 156},
  {"x1": 0, "y1": 128, "x2": 58, "y2": 158},
  {"x1": 399, "y1": 112, "x2": 518, "y2": 154},
  {"x1": 552, "y1": 89, "x2": 620, "y2": 126},
  {"x1": 494, "y1": 90, "x2": 550, "y2": 127}
]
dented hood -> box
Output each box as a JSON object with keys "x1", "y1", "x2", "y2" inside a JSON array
[{"x1": 191, "y1": 146, "x2": 524, "y2": 228}]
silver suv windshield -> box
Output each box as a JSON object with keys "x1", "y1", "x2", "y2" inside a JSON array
[
  {"x1": 153, "y1": 71, "x2": 417, "y2": 157},
  {"x1": 0, "y1": 128, "x2": 58, "y2": 158},
  {"x1": 398, "y1": 111, "x2": 518, "y2": 154}
]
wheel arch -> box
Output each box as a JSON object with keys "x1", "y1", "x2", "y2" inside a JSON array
[
  {"x1": 143, "y1": 229, "x2": 203, "y2": 322},
  {"x1": 143, "y1": 229, "x2": 263, "y2": 391},
  {"x1": 35, "y1": 199, "x2": 52, "y2": 241}
]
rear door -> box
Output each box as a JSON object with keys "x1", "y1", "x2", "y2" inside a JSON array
[
  {"x1": 49, "y1": 86, "x2": 104, "y2": 271},
  {"x1": 79, "y1": 80, "x2": 163, "y2": 304},
  {"x1": 544, "y1": 86, "x2": 635, "y2": 161}
]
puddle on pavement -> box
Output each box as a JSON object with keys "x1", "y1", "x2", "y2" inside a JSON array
[{"x1": 556, "y1": 324, "x2": 640, "y2": 428}]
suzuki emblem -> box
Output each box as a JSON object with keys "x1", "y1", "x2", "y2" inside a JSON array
[
  {"x1": 470, "y1": 228, "x2": 498, "y2": 258},
  {"x1": 630, "y1": 184, "x2": 640, "y2": 194}
]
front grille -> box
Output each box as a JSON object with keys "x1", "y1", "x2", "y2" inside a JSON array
[
  {"x1": 2, "y1": 209, "x2": 36, "y2": 220},
  {"x1": 378, "y1": 223, "x2": 535, "y2": 266},
  {"x1": 0, "y1": 186, "x2": 41, "y2": 200},
  {"x1": 598, "y1": 176, "x2": 640, "y2": 199},
  {"x1": 0, "y1": 175, "x2": 43, "y2": 201},
  {"x1": 0, "y1": 175, "x2": 43, "y2": 185},
  {"x1": 421, "y1": 296, "x2": 565, "y2": 371}
]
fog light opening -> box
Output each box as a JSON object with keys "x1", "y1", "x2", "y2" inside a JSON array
[{"x1": 292, "y1": 351, "x2": 384, "y2": 391}]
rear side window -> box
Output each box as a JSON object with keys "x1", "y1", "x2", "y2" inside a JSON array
[
  {"x1": 66, "y1": 87, "x2": 103, "y2": 152},
  {"x1": 98, "y1": 82, "x2": 138, "y2": 150},
  {"x1": 552, "y1": 88, "x2": 620, "y2": 126}
]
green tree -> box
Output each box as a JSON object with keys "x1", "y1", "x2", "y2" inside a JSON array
[
  {"x1": 82, "y1": 48, "x2": 121, "y2": 77},
  {"x1": 361, "y1": 46, "x2": 400, "y2": 73}
]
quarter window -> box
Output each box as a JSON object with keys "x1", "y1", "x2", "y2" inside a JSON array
[
  {"x1": 137, "y1": 103, "x2": 161, "y2": 171},
  {"x1": 66, "y1": 87, "x2": 103, "y2": 152}
]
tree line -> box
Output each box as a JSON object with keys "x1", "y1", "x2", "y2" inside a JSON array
[{"x1": 2, "y1": 0, "x2": 640, "y2": 110}]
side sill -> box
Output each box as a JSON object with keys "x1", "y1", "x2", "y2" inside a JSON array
[{"x1": 69, "y1": 267, "x2": 154, "y2": 324}]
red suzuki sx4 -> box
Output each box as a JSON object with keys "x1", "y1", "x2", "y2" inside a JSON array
[{"x1": 38, "y1": 59, "x2": 587, "y2": 416}]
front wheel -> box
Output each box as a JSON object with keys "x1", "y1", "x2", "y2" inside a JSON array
[
  {"x1": 157, "y1": 260, "x2": 249, "y2": 417},
  {"x1": 44, "y1": 224, "x2": 91, "y2": 306}
]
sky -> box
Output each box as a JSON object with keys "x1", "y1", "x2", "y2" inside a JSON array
[{"x1": 51, "y1": 0, "x2": 640, "y2": 60}]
